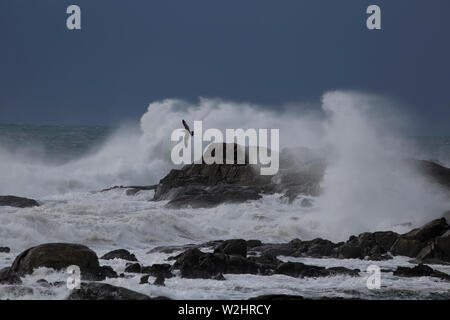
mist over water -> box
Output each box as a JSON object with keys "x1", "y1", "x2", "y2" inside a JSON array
[{"x1": 0, "y1": 91, "x2": 449, "y2": 248}]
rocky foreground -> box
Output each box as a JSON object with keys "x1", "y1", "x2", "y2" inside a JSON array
[{"x1": 1, "y1": 217, "x2": 450, "y2": 300}]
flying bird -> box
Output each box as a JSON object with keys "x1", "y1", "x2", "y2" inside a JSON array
[{"x1": 182, "y1": 119, "x2": 194, "y2": 147}]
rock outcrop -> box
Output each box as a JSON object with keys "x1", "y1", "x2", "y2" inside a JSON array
[
  {"x1": 0, "y1": 247, "x2": 10, "y2": 253},
  {"x1": 0, "y1": 195, "x2": 39, "y2": 208},
  {"x1": 393, "y1": 264, "x2": 450, "y2": 281},
  {"x1": 10, "y1": 243, "x2": 117, "y2": 281},
  {"x1": 151, "y1": 144, "x2": 326, "y2": 208},
  {"x1": 66, "y1": 283, "x2": 153, "y2": 300},
  {"x1": 101, "y1": 249, "x2": 138, "y2": 262},
  {"x1": 390, "y1": 218, "x2": 450, "y2": 261}
]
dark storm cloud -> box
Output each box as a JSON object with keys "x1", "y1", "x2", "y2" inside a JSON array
[{"x1": 0, "y1": 0, "x2": 449, "y2": 134}]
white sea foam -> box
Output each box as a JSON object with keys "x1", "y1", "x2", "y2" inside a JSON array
[{"x1": 0, "y1": 90, "x2": 448, "y2": 252}]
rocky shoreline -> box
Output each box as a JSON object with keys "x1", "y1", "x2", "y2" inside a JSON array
[
  {"x1": 1, "y1": 217, "x2": 450, "y2": 300},
  {"x1": 1, "y1": 147, "x2": 450, "y2": 299}
]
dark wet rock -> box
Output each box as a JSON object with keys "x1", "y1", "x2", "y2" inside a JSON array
[
  {"x1": 149, "y1": 244, "x2": 197, "y2": 255},
  {"x1": 0, "y1": 195, "x2": 39, "y2": 208},
  {"x1": 364, "y1": 253, "x2": 393, "y2": 261},
  {"x1": 171, "y1": 248, "x2": 262, "y2": 279},
  {"x1": 97, "y1": 266, "x2": 118, "y2": 279},
  {"x1": 291, "y1": 238, "x2": 338, "y2": 258},
  {"x1": 51, "y1": 281, "x2": 66, "y2": 287},
  {"x1": 99, "y1": 185, "x2": 157, "y2": 195},
  {"x1": 165, "y1": 184, "x2": 262, "y2": 209},
  {"x1": 275, "y1": 261, "x2": 358, "y2": 278},
  {"x1": 124, "y1": 263, "x2": 142, "y2": 273},
  {"x1": 390, "y1": 238, "x2": 425, "y2": 258},
  {"x1": 248, "y1": 253, "x2": 283, "y2": 270},
  {"x1": 0, "y1": 267, "x2": 22, "y2": 284},
  {"x1": 390, "y1": 218, "x2": 449, "y2": 258},
  {"x1": 152, "y1": 144, "x2": 327, "y2": 208},
  {"x1": 436, "y1": 230, "x2": 450, "y2": 259},
  {"x1": 246, "y1": 240, "x2": 262, "y2": 248},
  {"x1": 412, "y1": 160, "x2": 450, "y2": 190},
  {"x1": 10, "y1": 243, "x2": 114, "y2": 281},
  {"x1": 66, "y1": 282, "x2": 152, "y2": 300},
  {"x1": 213, "y1": 273, "x2": 226, "y2": 280},
  {"x1": 139, "y1": 274, "x2": 150, "y2": 284},
  {"x1": 393, "y1": 264, "x2": 450, "y2": 281},
  {"x1": 414, "y1": 230, "x2": 450, "y2": 263},
  {"x1": 125, "y1": 263, "x2": 173, "y2": 278},
  {"x1": 214, "y1": 239, "x2": 247, "y2": 257},
  {"x1": 248, "y1": 294, "x2": 305, "y2": 300},
  {"x1": 443, "y1": 211, "x2": 450, "y2": 221},
  {"x1": 153, "y1": 274, "x2": 165, "y2": 286},
  {"x1": 139, "y1": 273, "x2": 166, "y2": 286},
  {"x1": 141, "y1": 264, "x2": 173, "y2": 278},
  {"x1": 337, "y1": 231, "x2": 399, "y2": 259},
  {"x1": 101, "y1": 249, "x2": 138, "y2": 262},
  {"x1": 251, "y1": 242, "x2": 298, "y2": 257},
  {"x1": 0, "y1": 246, "x2": 10, "y2": 253},
  {"x1": 36, "y1": 279, "x2": 51, "y2": 288},
  {"x1": 403, "y1": 218, "x2": 449, "y2": 242}
]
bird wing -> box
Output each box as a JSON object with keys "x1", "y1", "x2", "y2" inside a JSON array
[{"x1": 182, "y1": 120, "x2": 190, "y2": 132}]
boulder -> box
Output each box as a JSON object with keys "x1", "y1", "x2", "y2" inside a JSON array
[
  {"x1": 214, "y1": 239, "x2": 247, "y2": 257},
  {"x1": 171, "y1": 248, "x2": 262, "y2": 279},
  {"x1": 124, "y1": 263, "x2": 142, "y2": 273},
  {"x1": 0, "y1": 267, "x2": 22, "y2": 284},
  {"x1": 139, "y1": 273, "x2": 166, "y2": 286},
  {"x1": 412, "y1": 160, "x2": 450, "y2": 190},
  {"x1": 0, "y1": 195, "x2": 39, "y2": 208},
  {"x1": 141, "y1": 264, "x2": 173, "y2": 278},
  {"x1": 275, "y1": 262, "x2": 359, "y2": 278},
  {"x1": 250, "y1": 242, "x2": 298, "y2": 257},
  {"x1": 337, "y1": 231, "x2": 399, "y2": 259},
  {"x1": 390, "y1": 218, "x2": 449, "y2": 258},
  {"x1": 393, "y1": 264, "x2": 450, "y2": 281},
  {"x1": 294, "y1": 238, "x2": 338, "y2": 258},
  {"x1": 101, "y1": 249, "x2": 138, "y2": 262},
  {"x1": 152, "y1": 144, "x2": 327, "y2": 208},
  {"x1": 66, "y1": 283, "x2": 152, "y2": 300},
  {"x1": 436, "y1": 230, "x2": 450, "y2": 258},
  {"x1": 165, "y1": 184, "x2": 262, "y2": 209},
  {"x1": 10, "y1": 243, "x2": 115, "y2": 280}
]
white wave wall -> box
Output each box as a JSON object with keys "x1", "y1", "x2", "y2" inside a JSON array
[{"x1": 0, "y1": 91, "x2": 448, "y2": 245}]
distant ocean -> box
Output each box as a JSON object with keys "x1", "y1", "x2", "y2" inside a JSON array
[{"x1": 1, "y1": 124, "x2": 449, "y2": 166}]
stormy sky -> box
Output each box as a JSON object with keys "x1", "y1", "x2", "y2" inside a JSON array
[{"x1": 0, "y1": 0, "x2": 449, "y2": 134}]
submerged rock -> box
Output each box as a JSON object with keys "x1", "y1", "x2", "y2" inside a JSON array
[
  {"x1": 275, "y1": 261, "x2": 359, "y2": 278},
  {"x1": 393, "y1": 264, "x2": 450, "y2": 281},
  {"x1": 0, "y1": 267, "x2": 22, "y2": 285},
  {"x1": 0, "y1": 247, "x2": 10, "y2": 253},
  {"x1": 0, "y1": 195, "x2": 39, "y2": 208},
  {"x1": 66, "y1": 283, "x2": 152, "y2": 300},
  {"x1": 10, "y1": 243, "x2": 117, "y2": 281},
  {"x1": 101, "y1": 249, "x2": 138, "y2": 262}
]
